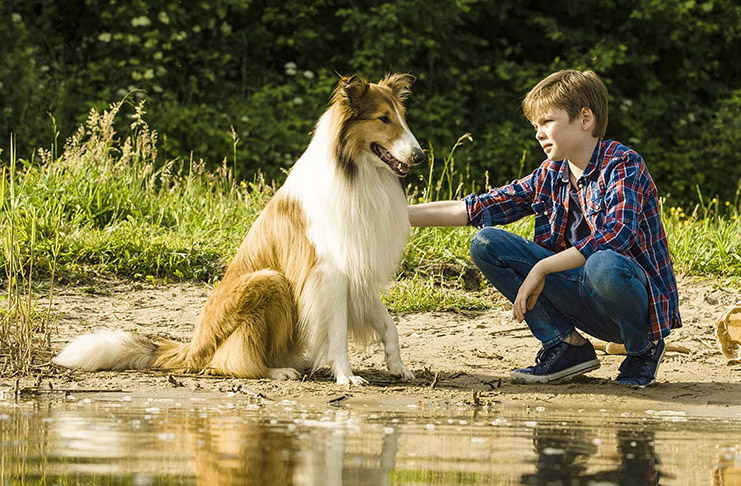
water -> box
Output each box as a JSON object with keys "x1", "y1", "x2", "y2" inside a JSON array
[{"x1": 1, "y1": 391, "x2": 740, "y2": 485}]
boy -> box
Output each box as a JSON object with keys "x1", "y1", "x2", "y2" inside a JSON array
[{"x1": 408, "y1": 69, "x2": 681, "y2": 387}]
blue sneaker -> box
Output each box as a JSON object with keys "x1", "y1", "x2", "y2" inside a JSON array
[
  {"x1": 616, "y1": 340, "x2": 666, "y2": 388},
  {"x1": 511, "y1": 341, "x2": 601, "y2": 383}
]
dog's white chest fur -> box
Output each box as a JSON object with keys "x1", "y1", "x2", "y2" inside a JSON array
[{"x1": 283, "y1": 125, "x2": 409, "y2": 289}]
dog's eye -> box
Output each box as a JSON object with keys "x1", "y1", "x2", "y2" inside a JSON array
[{"x1": 378, "y1": 115, "x2": 391, "y2": 124}]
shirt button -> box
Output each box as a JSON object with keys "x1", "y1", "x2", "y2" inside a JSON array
[
  {"x1": 578, "y1": 182, "x2": 584, "y2": 188},
  {"x1": 544, "y1": 210, "x2": 550, "y2": 216}
]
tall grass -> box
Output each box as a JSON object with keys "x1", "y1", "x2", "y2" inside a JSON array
[
  {"x1": 0, "y1": 136, "x2": 57, "y2": 376},
  {"x1": 1, "y1": 103, "x2": 740, "y2": 374},
  {"x1": 0, "y1": 100, "x2": 275, "y2": 283},
  {"x1": 663, "y1": 184, "x2": 741, "y2": 278}
]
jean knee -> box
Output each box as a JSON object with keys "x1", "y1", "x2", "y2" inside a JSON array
[
  {"x1": 584, "y1": 250, "x2": 637, "y2": 294},
  {"x1": 470, "y1": 227, "x2": 508, "y2": 267}
]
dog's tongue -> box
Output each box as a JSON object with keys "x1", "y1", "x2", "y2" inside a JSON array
[{"x1": 373, "y1": 143, "x2": 408, "y2": 175}]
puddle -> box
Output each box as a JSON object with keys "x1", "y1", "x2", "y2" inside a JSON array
[{"x1": 1, "y1": 391, "x2": 740, "y2": 485}]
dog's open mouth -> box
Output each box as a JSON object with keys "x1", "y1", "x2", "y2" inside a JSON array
[{"x1": 371, "y1": 143, "x2": 409, "y2": 176}]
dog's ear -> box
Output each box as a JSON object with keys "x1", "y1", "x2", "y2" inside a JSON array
[
  {"x1": 379, "y1": 73, "x2": 416, "y2": 102},
  {"x1": 338, "y1": 75, "x2": 370, "y2": 106}
]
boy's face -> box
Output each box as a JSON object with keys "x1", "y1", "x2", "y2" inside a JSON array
[{"x1": 531, "y1": 107, "x2": 594, "y2": 163}]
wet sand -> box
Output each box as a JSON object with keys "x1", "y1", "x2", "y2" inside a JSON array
[{"x1": 24, "y1": 275, "x2": 741, "y2": 416}]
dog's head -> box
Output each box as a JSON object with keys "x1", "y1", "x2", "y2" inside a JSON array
[{"x1": 330, "y1": 73, "x2": 426, "y2": 179}]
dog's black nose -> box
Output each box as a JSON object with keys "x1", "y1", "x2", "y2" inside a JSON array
[{"x1": 412, "y1": 148, "x2": 427, "y2": 164}]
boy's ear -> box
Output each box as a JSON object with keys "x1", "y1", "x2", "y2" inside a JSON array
[{"x1": 580, "y1": 107, "x2": 595, "y2": 132}]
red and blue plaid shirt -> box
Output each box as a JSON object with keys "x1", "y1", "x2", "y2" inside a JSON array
[{"x1": 464, "y1": 139, "x2": 681, "y2": 340}]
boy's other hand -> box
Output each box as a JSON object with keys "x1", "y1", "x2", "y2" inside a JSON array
[{"x1": 514, "y1": 265, "x2": 546, "y2": 322}]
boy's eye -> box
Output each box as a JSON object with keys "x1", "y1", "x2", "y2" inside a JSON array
[{"x1": 379, "y1": 115, "x2": 391, "y2": 124}]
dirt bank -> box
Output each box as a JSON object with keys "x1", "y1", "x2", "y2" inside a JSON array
[{"x1": 21, "y1": 275, "x2": 741, "y2": 415}]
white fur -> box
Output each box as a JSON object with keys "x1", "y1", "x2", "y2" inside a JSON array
[
  {"x1": 51, "y1": 84, "x2": 420, "y2": 386},
  {"x1": 282, "y1": 108, "x2": 418, "y2": 384},
  {"x1": 52, "y1": 330, "x2": 157, "y2": 371}
]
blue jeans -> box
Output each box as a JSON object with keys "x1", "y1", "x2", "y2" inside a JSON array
[{"x1": 470, "y1": 227, "x2": 652, "y2": 355}]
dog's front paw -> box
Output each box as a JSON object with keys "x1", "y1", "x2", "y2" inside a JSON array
[
  {"x1": 388, "y1": 362, "x2": 415, "y2": 381},
  {"x1": 336, "y1": 374, "x2": 369, "y2": 386},
  {"x1": 267, "y1": 367, "x2": 302, "y2": 381},
  {"x1": 201, "y1": 367, "x2": 223, "y2": 376}
]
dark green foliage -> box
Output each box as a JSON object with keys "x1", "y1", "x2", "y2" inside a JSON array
[{"x1": 1, "y1": 0, "x2": 739, "y2": 203}]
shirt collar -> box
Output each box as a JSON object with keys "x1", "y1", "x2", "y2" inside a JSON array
[
  {"x1": 581, "y1": 139, "x2": 604, "y2": 179},
  {"x1": 556, "y1": 139, "x2": 604, "y2": 184},
  {"x1": 557, "y1": 159, "x2": 570, "y2": 183}
]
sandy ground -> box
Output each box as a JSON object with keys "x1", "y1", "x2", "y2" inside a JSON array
[{"x1": 23, "y1": 274, "x2": 741, "y2": 415}]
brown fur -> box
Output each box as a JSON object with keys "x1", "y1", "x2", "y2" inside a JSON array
[
  {"x1": 152, "y1": 74, "x2": 417, "y2": 379},
  {"x1": 331, "y1": 74, "x2": 415, "y2": 179},
  {"x1": 155, "y1": 194, "x2": 316, "y2": 377}
]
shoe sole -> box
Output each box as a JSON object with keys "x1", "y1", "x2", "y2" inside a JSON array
[{"x1": 510, "y1": 359, "x2": 601, "y2": 383}]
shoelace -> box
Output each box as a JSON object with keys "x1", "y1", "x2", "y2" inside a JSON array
[
  {"x1": 619, "y1": 347, "x2": 657, "y2": 376},
  {"x1": 534, "y1": 343, "x2": 566, "y2": 370}
]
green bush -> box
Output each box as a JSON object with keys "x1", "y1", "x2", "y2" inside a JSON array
[{"x1": 1, "y1": 0, "x2": 739, "y2": 204}]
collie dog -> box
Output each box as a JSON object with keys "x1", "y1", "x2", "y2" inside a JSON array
[{"x1": 53, "y1": 73, "x2": 425, "y2": 385}]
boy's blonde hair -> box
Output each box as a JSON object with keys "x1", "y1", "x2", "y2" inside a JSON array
[{"x1": 522, "y1": 69, "x2": 609, "y2": 138}]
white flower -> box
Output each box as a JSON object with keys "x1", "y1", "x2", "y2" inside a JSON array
[{"x1": 284, "y1": 62, "x2": 298, "y2": 76}]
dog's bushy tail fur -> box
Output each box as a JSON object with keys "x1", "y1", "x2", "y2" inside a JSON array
[
  {"x1": 52, "y1": 269, "x2": 300, "y2": 377},
  {"x1": 51, "y1": 330, "x2": 161, "y2": 371}
]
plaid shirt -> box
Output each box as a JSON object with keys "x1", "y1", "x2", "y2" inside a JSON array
[{"x1": 465, "y1": 139, "x2": 681, "y2": 340}]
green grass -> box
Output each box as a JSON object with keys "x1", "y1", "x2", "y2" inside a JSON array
[{"x1": 1, "y1": 99, "x2": 740, "y2": 323}]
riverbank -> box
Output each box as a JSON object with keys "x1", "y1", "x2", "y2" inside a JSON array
[{"x1": 16, "y1": 274, "x2": 740, "y2": 415}]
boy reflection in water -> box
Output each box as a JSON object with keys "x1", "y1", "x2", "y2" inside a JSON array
[{"x1": 520, "y1": 427, "x2": 662, "y2": 485}]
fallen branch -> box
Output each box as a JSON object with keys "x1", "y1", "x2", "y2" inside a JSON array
[
  {"x1": 592, "y1": 340, "x2": 690, "y2": 355},
  {"x1": 429, "y1": 371, "x2": 440, "y2": 389}
]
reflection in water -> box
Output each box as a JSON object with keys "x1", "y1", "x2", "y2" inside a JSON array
[
  {"x1": 186, "y1": 414, "x2": 399, "y2": 486},
  {"x1": 188, "y1": 417, "x2": 296, "y2": 486},
  {"x1": 0, "y1": 396, "x2": 738, "y2": 485},
  {"x1": 521, "y1": 427, "x2": 662, "y2": 485},
  {"x1": 521, "y1": 427, "x2": 596, "y2": 483},
  {"x1": 615, "y1": 430, "x2": 662, "y2": 485},
  {"x1": 713, "y1": 445, "x2": 741, "y2": 485}
]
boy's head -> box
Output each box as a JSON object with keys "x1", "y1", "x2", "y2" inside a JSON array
[{"x1": 522, "y1": 70, "x2": 609, "y2": 138}]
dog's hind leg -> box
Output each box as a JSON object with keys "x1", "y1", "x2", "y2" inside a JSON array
[
  {"x1": 184, "y1": 269, "x2": 301, "y2": 379},
  {"x1": 366, "y1": 296, "x2": 415, "y2": 381}
]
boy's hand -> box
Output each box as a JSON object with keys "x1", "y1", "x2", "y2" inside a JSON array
[
  {"x1": 512, "y1": 248, "x2": 586, "y2": 323},
  {"x1": 513, "y1": 264, "x2": 547, "y2": 322}
]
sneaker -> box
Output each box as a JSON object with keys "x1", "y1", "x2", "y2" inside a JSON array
[
  {"x1": 616, "y1": 340, "x2": 666, "y2": 388},
  {"x1": 510, "y1": 340, "x2": 601, "y2": 383}
]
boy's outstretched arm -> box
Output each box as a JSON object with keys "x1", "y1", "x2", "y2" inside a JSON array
[
  {"x1": 408, "y1": 201, "x2": 468, "y2": 227},
  {"x1": 513, "y1": 247, "x2": 586, "y2": 322}
]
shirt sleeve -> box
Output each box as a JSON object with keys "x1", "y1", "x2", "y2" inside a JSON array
[
  {"x1": 572, "y1": 152, "x2": 645, "y2": 259},
  {"x1": 464, "y1": 168, "x2": 539, "y2": 228}
]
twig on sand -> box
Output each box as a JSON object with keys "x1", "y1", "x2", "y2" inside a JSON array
[
  {"x1": 19, "y1": 387, "x2": 125, "y2": 396},
  {"x1": 592, "y1": 340, "x2": 690, "y2": 355},
  {"x1": 329, "y1": 395, "x2": 347, "y2": 407},
  {"x1": 429, "y1": 371, "x2": 440, "y2": 389}
]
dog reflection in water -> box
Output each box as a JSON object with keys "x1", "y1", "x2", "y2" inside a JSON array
[{"x1": 184, "y1": 415, "x2": 400, "y2": 486}]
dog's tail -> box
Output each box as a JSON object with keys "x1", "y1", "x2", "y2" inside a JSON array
[{"x1": 52, "y1": 330, "x2": 188, "y2": 372}]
